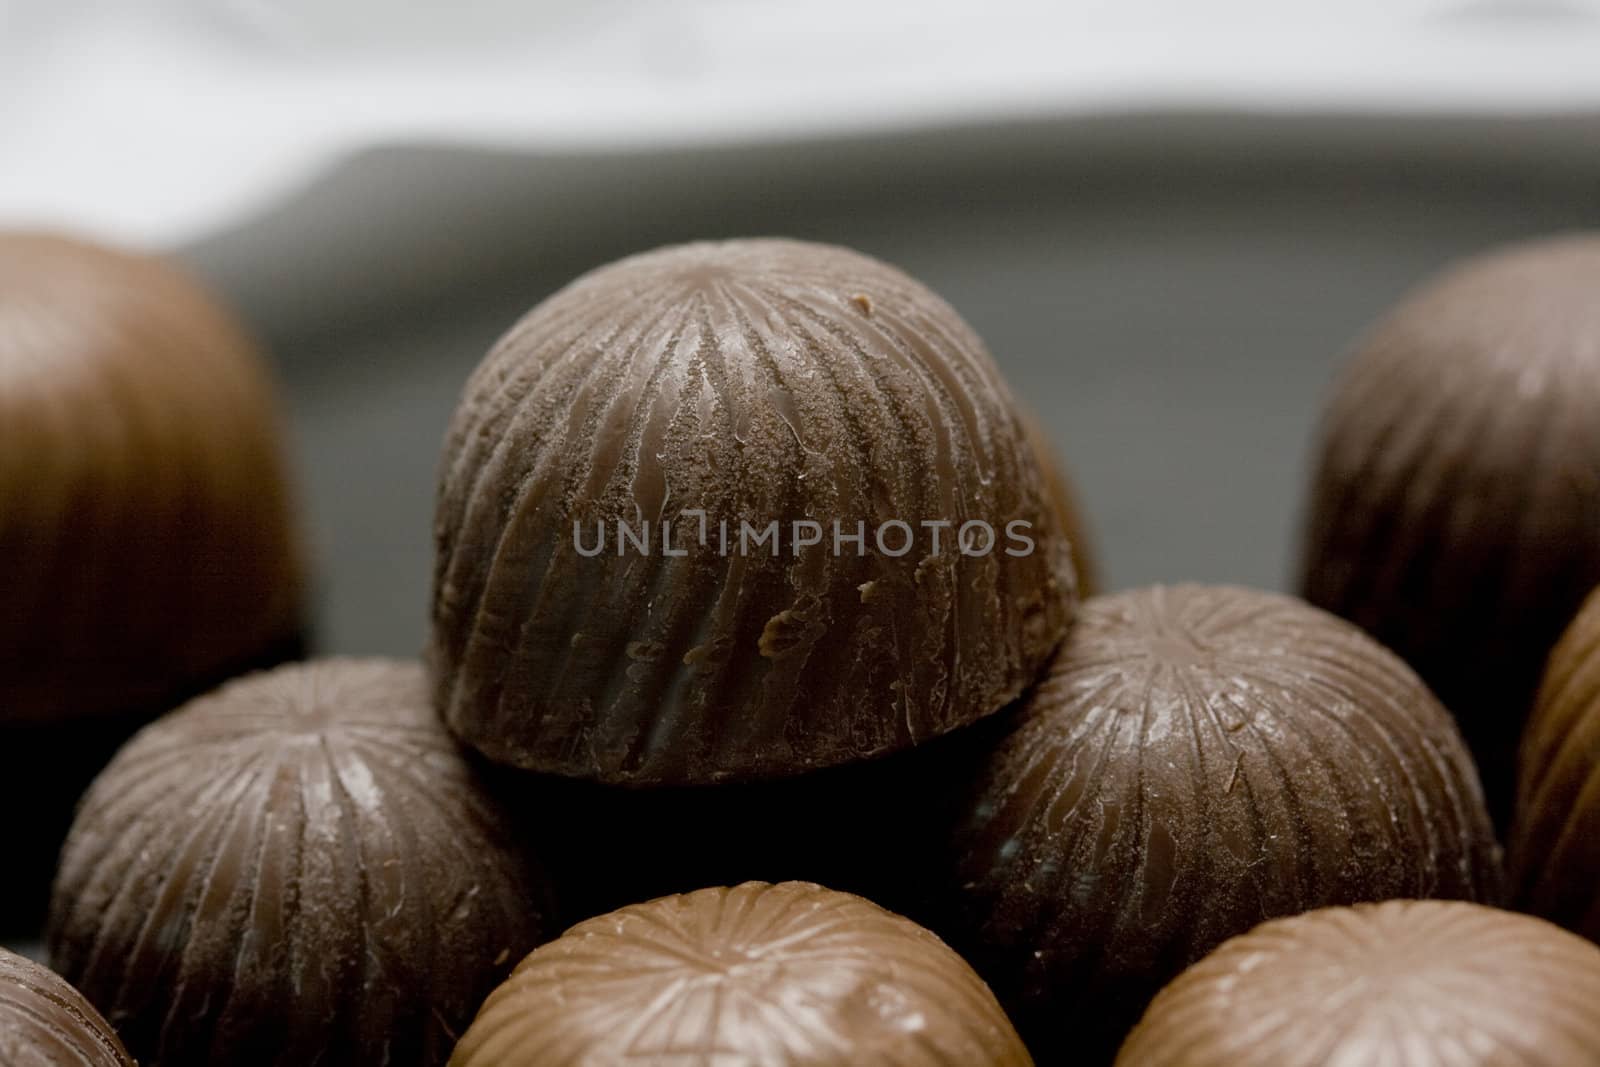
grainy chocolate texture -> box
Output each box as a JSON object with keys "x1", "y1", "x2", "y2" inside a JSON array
[
  {"x1": 430, "y1": 238, "x2": 1076, "y2": 785},
  {"x1": 1299, "y1": 233, "x2": 1600, "y2": 825},
  {"x1": 0, "y1": 949, "x2": 132, "y2": 1067},
  {"x1": 47, "y1": 658, "x2": 553, "y2": 1067},
  {"x1": 1514, "y1": 585, "x2": 1600, "y2": 938},
  {"x1": 934, "y1": 585, "x2": 1503, "y2": 1063},
  {"x1": 449, "y1": 881, "x2": 1033, "y2": 1067},
  {"x1": 0, "y1": 231, "x2": 306, "y2": 728},
  {"x1": 1117, "y1": 901, "x2": 1600, "y2": 1067}
]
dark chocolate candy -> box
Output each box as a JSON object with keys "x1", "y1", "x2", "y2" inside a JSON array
[
  {"x1": 1514, "y1": 584, "x2": 1600, "y2": 939},
  {"x1": 1116, "y1": 901, "x2": 1600, "y2": 1066},
  {"x1": 47, "y1": 658, "x2": 554, "y2": 1067},
  {"x1": 1299, "y1": 233, "x2": 1600, "y2": 825},
  {"x1": 0, "y1": 948, "x2": 132, "y2": 1067},
  {"x1": 449, "y1": 882, "x2": 1032, "y2": 1067},
  {"x1": 429, "y1": 238, "x2": 1077, "y2": 785},
  {"x1": 0, "y1": 231, "x2": 306, "y2": 728},
  {"x1": 931, "y1": 584, "x2": 1503, "y2": 1062}
]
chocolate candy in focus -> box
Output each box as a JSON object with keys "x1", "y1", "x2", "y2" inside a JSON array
[
  {"x1": 47, "y1": 658, "x2": 554, "y2": 1067},
  {"x1": 450, "y1": 881, "x2": 1033, "y2": 1067},
  {"x1": 931, "y1": 584, "x2": 1502, "y2": 1061},
  {"x1": 1117, "y1": 901, "x2": 1600, "y2": 1067},
  {"x1": 430, "y1": 238, "x2": 1077, "y2": 785},
  {"x1": 0, "y1": 948, "x2": 133, "y2": 1067}
]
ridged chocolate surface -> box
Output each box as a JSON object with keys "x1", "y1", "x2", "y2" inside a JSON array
[
  {"x1": 47, "y1": 658, "x2": 553, "y2": 1067},
  {"x1": 1117, "y1": 901, "x2": 1600, "y2": 1067},
  {"x1": 1299, "y1": 233, "x2": 1600, "y2": 825},
  {"x1": 430, "y1": 238, "x2": 1076, "y2": 785},
  {"x1": 1514, "y1": 585, "x2": 1600, "y2": 938},
  {"x1": 0, "y1": 231, "x2": 305, "y2": 727},
  {"x1": 449, "y1": 881, "x2": 1032, "y2": 1067},
  {"x1": 935, "y1": 584, "x2": 1502, "y2": 1062},
  {"x1": 0, "y1": 949, "x2": 132, "y2": 1067}
]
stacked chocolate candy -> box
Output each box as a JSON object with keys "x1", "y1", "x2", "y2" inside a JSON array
[{"x1": 14, "y1": 232, "x2": 1600, "y2": 1066}]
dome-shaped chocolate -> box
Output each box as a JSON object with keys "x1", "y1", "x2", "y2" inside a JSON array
[
  {"x1": 430, "y1": 238, "x2": 1076, "y2": 785},
  {"x1": 449, "y1": 881, "x2": 1032, "y2": 1067},
  {"x1": 1514, "y1": 584, "x2": 1600, "y2": 938},
  {"x1": 1117, "y1": 901, "x2": 1600, "y2": 1067},
  {"x1": 931, "y1": 584, "x2": 1502, "y2": 1062},
  {"x1": 0, "y1": 949, "x2": 132, "y2": 1067},
  {"x1": 47, "y1": 658, "x2": 554, "y2": 1067},
  {"x1": 0, "y1": 231, "x2": 305, "y2": 726},
  {"x1": 1299, "y1": 233, "x2": 1600, "y2": 824}
]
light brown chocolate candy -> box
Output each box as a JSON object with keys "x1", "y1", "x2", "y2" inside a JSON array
[
  {"x1": 1117, "y1": 901, "x2": 1600, "y2": 1067},
  {"x1": 450, "y1": 882, "x2": 1032, "y2": 1067},
  {"x1": 0, "y1": 949, "x2": 132, "y2": 1067},
  {"x1": 0, "y1": 231, "x2": 306, "y2": 727},
  {"x1": 1514, "y1": 584, "x2": 1600, "y2": 939}
]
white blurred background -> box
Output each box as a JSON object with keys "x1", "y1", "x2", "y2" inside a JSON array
[{"x1": 4, "y1": 1, "x2": 1600, "y2": 655}]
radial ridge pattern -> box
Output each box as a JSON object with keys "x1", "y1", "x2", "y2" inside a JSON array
[
  {"x1": 1116, "y1": 900, "x2": 1600, "y2": 1067},
  {"x1": 450, "y1": 881, "x2": 1032, "y2": 1067},
  {"x1": 47, "y1": 658, "x2": 553, "y2": 1067}
]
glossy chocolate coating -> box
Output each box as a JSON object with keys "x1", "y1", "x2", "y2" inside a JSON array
[
  {"x1": 0, "y1": 949, "x2": 132, "y2": 1067},
  {"x1": 1300, "y1": 233, "x2": 1600, "y2": 825},
  {"x1": 1117, "y1": 901, "x2": 1600, "y2": 1067},
  {"x1": 449, "y1": 882, "x2": 1032, "y2": 1067},
  {"x1": 47, "y1": 658, "x2": 554, "y2": 1067},
  {"x1": 431, "y1": 238, "x2": 1075, "y2": 785},
  {"x1": 0, "y1": 231, "x2": 306, "y2": 727},
  {"x1": 1514, "y1": 585, "x2": 1600, "y2": 938},
  {"x1": 933, "y1": 585, "x2": 1502, "y2": 1062}
]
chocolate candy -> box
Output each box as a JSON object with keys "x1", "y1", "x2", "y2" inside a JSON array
[
  {"x1": 1299, "y1": 233, "x2": 1600, "y2": 824},
  {"x1": 47, "y1": 658, "x2": 554, "y2": 1067},
  {"x1": 0, "y1": 230, "x2": 307, "y2": 929},
  {"x1": 0, "y1": 949, "x2": 132, "y2": 1067},
  {"x1": 0, "y1": 231, "x2": 306, "y2": 728},
  {"x1": 449, "y1": 882, "x2": 1032, "y2": 1067},
  {"x1": 1514, "y1": 584, "x2": 1600, "y2": 938},
  {"x1": 1117, "y1": 901, "x2": 1600, "y2": 1066},
  {"x1": 430, "y1": 238, "x2": 1076, "y2": 785},
  {"x1": 931, "y1": 584, "x2": 1502, "y2": 1061}
]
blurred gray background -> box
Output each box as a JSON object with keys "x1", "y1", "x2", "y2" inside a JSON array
[{"x1": 182, "y1": 113, "x2": 1600, "y2": 658}]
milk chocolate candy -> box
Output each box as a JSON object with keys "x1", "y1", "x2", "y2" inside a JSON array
[
  {"x1": 1514, "y1": 584, "x2": 1600, "y2": 939},
  {"x1": 0, "y1": 949, "x2": 132, "y2": 1067},
  {"x1": 1117, "y1": 901, "x2": 1600, "y2": 1067},
  {"x1": 0, "y1": 231, "x2": 306, "y2": 728},
  {"x1": 47, "y1": 659, "x2": 554, "y2": 1067},
  {"x1": 1300, "y1": 233, "x2": 1600, "y2": 824},
  {"x1": 933, "y1": 584, "x2": 1502, "y2": 1062},
  {"x1": 0, "y1": 230, "x2": 308, "y2": 927},
  {"x1": 430, "y1": 238, "x2": 1076, "y2": 785},
  {"x1": 449, "y1": 882, "x2": 1033, "y2": 1067}
]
